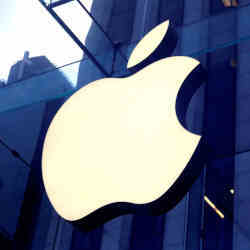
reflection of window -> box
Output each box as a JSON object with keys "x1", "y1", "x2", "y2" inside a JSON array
[
  {"x1": 0, "y1": 79, "x2": 6, "y2": 87},
  {"x1": 107, "y1": 1, "x2": 137, "y2": 43},
  {"x1": 52, "y1": 0, "x2": 93, "y2": 45},
  {"x1": 204, "y1": 196, "x2": 225, "y2": 219},
  {"x1": 158, "y1": 0, "x2": 183, "y2": 26},
  {"x1": 222, "y1": 0, "x2": 238, "y2": 8},
  {"x1": 203, "y1": 158, "x2": 235, "y2": 250}
]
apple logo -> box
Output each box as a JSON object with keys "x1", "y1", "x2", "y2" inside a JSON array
[{"x1": 42, "y1": 20, "x2": 209, "y2": 232}]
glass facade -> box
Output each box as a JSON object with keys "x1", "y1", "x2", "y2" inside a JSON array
[{"x1": 1, "y1": 1, "x2": 250, "y2": 250}]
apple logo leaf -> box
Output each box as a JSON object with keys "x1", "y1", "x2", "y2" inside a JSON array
[{"x1": 127, "y1": 19, "x2": 178, "y2": 74}]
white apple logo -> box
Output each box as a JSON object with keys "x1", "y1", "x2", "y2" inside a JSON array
[{"x1": 42, "y1": 20, "x2": 208, "y2": 231}]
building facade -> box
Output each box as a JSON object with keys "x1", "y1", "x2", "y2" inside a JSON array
[{"x1": 1, "y1": 1, "x2": 250, "y2": 250}]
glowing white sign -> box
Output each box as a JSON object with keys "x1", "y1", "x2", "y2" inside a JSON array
[{"x1": 42, "y1": 20, "x2": 203, "y2": 229}]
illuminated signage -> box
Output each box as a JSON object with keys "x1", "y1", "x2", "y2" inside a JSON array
[{"x1": 42, "y1": 20, "x2": 208, "y2": 231}]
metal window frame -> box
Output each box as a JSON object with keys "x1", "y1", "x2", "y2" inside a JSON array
[
  {"x1": 38, "y1": 0, "x2": 129, "y2": 77},
  {"x1": 38, "y1": 0, "x2": 110, "y2": 76}
]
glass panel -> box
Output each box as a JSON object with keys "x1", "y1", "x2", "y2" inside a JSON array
[
  {"x1": 42, "y1": 0, "x2": 73, "y2": 6},
  {"x1": 0, "y1": 0, "x2": 83, "y2": 82},
  {"x1": 0, "y1": 53, "x2": 111, "y2": 113},
  {"x1": 2, "y1": 2, "x2": 250, "y2": 249},
  {"x1": 53, "y1": 0, "x2": 93, "y2": 46},
  {"x1": 1, "y1": 4, "x2": 250, "y2": 113}
]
